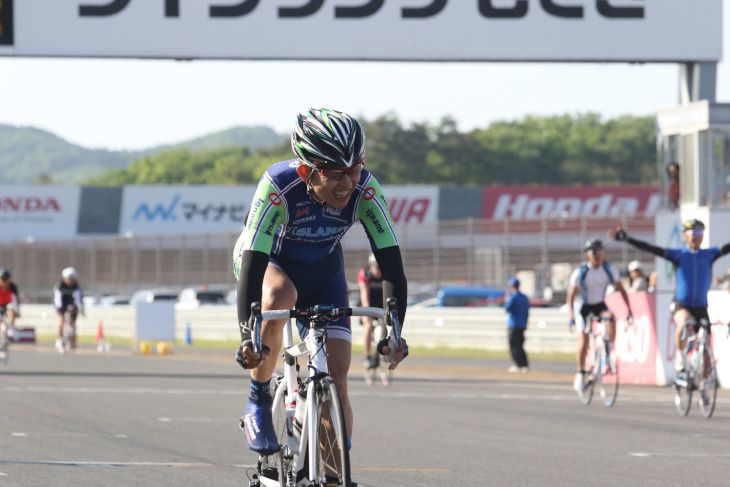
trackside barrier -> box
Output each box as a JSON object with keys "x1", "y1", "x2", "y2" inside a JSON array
[{"x1": 15, "y1": 304, "x2": 572, "y2": 352}]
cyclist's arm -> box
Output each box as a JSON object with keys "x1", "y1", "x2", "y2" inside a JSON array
[
  {"x1": 235, "y1": 250, "x2": 269, "y2": 342},
  {"x1": 566, "y1": 285, "x2": 578, "y2": 322},
  {"x1": 53, "y1": 285, "x2": 63, "y2": 310},
  {"x1": 719, "y1": 243, "x2": 730, "y2": 257},
  {"x1": 614, "y1": 280, "x2": 632, "y2": 317},
  {"x1": 373, "y1": 246, "x2": 407, "y2": 326}
]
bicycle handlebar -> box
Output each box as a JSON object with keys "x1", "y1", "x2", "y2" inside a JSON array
[{"x1": 246, "y1": 299, "x2": 403, "y2": 354}]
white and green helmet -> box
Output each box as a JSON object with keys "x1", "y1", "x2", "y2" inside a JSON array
[{"x1": 291, "y1": 108, "x2": 366, "y2": 170}]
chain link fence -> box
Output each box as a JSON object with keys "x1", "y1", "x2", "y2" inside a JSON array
[{"x1": 1, "y1": 214, "x2": 656, "y2": 305}]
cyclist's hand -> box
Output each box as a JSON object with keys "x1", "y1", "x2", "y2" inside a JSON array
[
  {"x1": 568, "y1": 318, "x2": 575, "y2": 333},
  {"x1": 610, "y1": 226, "x2": 628, "y2": 242},
  {"x1": 380, "y1": 337, "x2": 408, "y2": 371},
  {"x1": 235, "y1": 339, "x2": 271, "y2": 370}
]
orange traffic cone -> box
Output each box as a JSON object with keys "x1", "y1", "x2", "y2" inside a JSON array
[{"x1": 96, "y1": 321, "x2": 107, "y2": 352}]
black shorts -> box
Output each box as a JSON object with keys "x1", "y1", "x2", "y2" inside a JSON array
[
  {"x1": 269, "y1": 245, "x2": 350, "y2": 341},
  {"x1": 670, "y1": 302, "x2": 711, "y2": 333}
]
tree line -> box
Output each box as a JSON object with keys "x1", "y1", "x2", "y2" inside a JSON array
[{"x1": 88, "y1": 112, "x2": 657, "y2": 186}]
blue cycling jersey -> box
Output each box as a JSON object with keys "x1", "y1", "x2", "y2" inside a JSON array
[
  {"x1": 233, "y1": 159, "x2": 399, "y2": 273},
  {"x1": 666, "y1": 246, "x2": 721, "y2": 307}
]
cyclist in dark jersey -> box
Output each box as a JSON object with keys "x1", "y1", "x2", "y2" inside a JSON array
[
  {"x1": 0, "y1": 268, "x2": 20, "y2": 334},
  {"x1": 358, "y1": 253, "x2": 383, "y2": 369},
  {"x1": 233, "y1": 108, "x2": 408, "y2": 457},
  {"x1": 53, "y1": 267, "x2": 84, "y2": 352},
  {"x1": 610, "y1": 219, "x2": 730, "y2": 374}
]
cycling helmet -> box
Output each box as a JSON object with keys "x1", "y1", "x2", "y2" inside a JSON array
[
  {"x1": 291, "y1": 108, "x2": 366, "y2": 170},
  {"x1": 583, "y1": 238, "x2": 605, "y2": 254},
  {"x1": 0, "y1": 268, "x2": 10, "y2": 280},
  {"x1": 62, "y1": 267, "x2": 78, "y2": 279},
  {"x1": 682, "y1": 219, "x2": 705, "y2": 232}
]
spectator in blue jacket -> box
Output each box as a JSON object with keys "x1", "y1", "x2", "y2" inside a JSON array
[{"x1": 505, "y1": 277, "x2": 530, "y2": 373}]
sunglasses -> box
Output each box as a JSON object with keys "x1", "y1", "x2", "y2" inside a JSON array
[
  {"x1": 687, "y1": 230, "x2": 704, "y2": 237},
  {"x1": 318, "y1": 161, "x2": 364, "y2": 181}
]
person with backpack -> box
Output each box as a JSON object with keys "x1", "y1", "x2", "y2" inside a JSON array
[{"x1": 566, "y1": 238, "x2": 633, "y2": 392}]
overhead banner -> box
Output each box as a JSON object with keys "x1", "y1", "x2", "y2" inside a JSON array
[
  {"x1": 0, "y1": 1, "x2": 721, "y2": 61},
  {"x1": 0, "y1": 186, "x2": 80, "y2": 242},
  {"x1": 119, "y1": 186, "x2": 257, "y2": 236}
]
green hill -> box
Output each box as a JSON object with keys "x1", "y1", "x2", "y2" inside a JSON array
[{"x1": 0, "y1": 124, "x2": 286, "y2": 185}]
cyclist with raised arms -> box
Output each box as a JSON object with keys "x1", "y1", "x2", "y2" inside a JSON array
[
  {"x1": 233, "y1": 108, "x2": 409, "y2": 462},
  {"x1": 567, "y1": 238, "x2": 633, "y2": 392},
  {"x1": 610, "y1": 219, "x2": 730, "y2": 378}
]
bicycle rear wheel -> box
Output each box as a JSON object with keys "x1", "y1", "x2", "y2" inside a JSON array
[
  {"x1": 313, "y1": 376, "x2": 351, "y2": 487},
  {"x1": 598, "y1": 340, "x2": 619, "y2": 407},
  {"x1": 697, "y1": 346, "x2": 718, "y2": 419}
]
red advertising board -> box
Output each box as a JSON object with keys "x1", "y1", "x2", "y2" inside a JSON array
[{"x1": 606, "y1": 291, "x2": 659, "y2": 385}]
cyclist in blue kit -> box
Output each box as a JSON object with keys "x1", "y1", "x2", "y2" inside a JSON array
[
  {"x1": 610, "y1": 219, "x2": 730, "y2": 376},
  {"x1": 232, "y1": 108, "x2": 409, "y2": 459}
]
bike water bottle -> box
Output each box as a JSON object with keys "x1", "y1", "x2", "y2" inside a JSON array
[{"x1": 292, "y1": 387, "x2": 307, "y2": 441}]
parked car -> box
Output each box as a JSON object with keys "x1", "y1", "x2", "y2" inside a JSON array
[
  {"x1": 435, "y1": 286, "x2": 506, "y2": 307},
  {"x1": 176, "y1": 287, "x2": 228, "y2": 309}
]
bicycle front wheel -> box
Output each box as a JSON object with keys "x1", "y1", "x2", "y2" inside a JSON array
[
  {"x1": 697, "y1": 346, "x2": 718, "y2": 419},
  {"x1": 579, "y1": 339, "x2": 596, "y2": 405},
  {"x1": 673, "y1": 369, "x2": 693, "y2": 417},
  {"x1": 0, "y1": 320, "x2": 8, "y2": 365},
  {"x1": 312, "y1": 376, "x2": 351, "y2": 487},
  {"x1": 599, "y1": 340, "x2": 619, "y2": 407}
]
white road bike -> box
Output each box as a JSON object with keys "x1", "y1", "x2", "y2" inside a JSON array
[{"x1": 244, "y1": 298, "x2": 402, "y2": 487}]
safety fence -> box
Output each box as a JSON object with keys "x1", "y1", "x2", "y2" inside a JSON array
[{"x1": 0, "y1": 214, "x2": 655, "y2": 304}]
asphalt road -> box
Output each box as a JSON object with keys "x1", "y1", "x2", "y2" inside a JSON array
[{"x1": 1, "y1": 346, "x2": 729, "y2": 487}]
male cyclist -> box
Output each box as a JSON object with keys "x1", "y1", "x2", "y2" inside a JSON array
[
  {"x1": 567, "y1": 238, "x2": 633, "y2": 392},
  {"x1": 53, "y1": 267, "x2": 84, "y2": 352},
  {"x1": 0, "y1": 268, "x2": 21, "y2": 336},
  {"x1": 359, "y1": 253, "x2": 384, "y2": 369},
  {"x1": 610, "y1": 220, "x2": 730, "y2": 383},
  {"x1": 233, "y1": 109, "x2": 409, "y2": 461}
]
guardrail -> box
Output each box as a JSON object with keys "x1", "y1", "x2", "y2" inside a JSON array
[{"x1": 16, "y1": 304, "x2": 574, "y2": 354}]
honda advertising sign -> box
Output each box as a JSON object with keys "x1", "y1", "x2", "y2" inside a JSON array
[{"x1": 0, "y1": 186, "x2": 80, "y2": 242}]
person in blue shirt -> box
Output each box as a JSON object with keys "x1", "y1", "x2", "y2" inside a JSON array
[
  {"x1": 610, "y1": 219, "x2": 730, "y2": 375},
  {"x1": 504, "y1": 277, "x2": 530, "y2": 373}
]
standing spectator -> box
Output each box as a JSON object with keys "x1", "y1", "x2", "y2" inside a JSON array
[
  {"x1": 627, "y1": 260, "x2": 649, "y2": 293},
  {"x1": 647, "y1": 270, "x2": 657, "y2": 293},
  {"x1": 667, "y1": 162, "x2": 680, "y2": 210},
  {"x1": 714, "y1": 266, "x2": 730, "y2": 291},
  {"x1": 505, "y1": 277, "x2": 530, "y2": 374}
]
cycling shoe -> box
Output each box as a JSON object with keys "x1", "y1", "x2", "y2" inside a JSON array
[{"x1": 240, "y1": 401, "x2": 278, "y2": 455}]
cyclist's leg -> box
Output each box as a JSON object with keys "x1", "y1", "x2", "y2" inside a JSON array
[
  {"x1": 326, "y1": 337, "x2": 353, "y2": 439},
  {"x1": 55, "y1": 308, "x2": 65, "y2": 350},
  {"x1": 672, "y1": 306, "x2": 693, "y2": 372},
  {"x1": 601, "y1": 311, "x2": 616, "y2": 343},
  {"x1": 7, "y1": 308, "x2": 17, "y2": 329},
  {"x1": 242, "y1": 265, "x2": 296, "y2": 454},
  {"x1": 575, "y1": 314, "x2": 589, "y2": 372}
]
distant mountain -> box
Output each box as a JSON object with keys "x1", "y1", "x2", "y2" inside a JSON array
[{"x1": 0, "y1": 124, "x2": 287, "y2": 185}]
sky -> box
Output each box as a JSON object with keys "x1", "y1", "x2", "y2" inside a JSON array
[{"x1": 0, "y1": 5, "x2": 728, "y2": 152}]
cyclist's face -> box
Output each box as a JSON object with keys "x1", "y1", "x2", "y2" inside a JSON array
[
  {"x1": 586, "y1": 249, "x2": 604, "y2": 265},
  {"x1": 0, "y1": 278, "x2": 8, "y2": 288},
  {"x1": 310, "y1": 163, "x2": 363, "y2": 209},
  {"x1": 684, "y1": 229, "x2": 704, "y2": 249}
]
